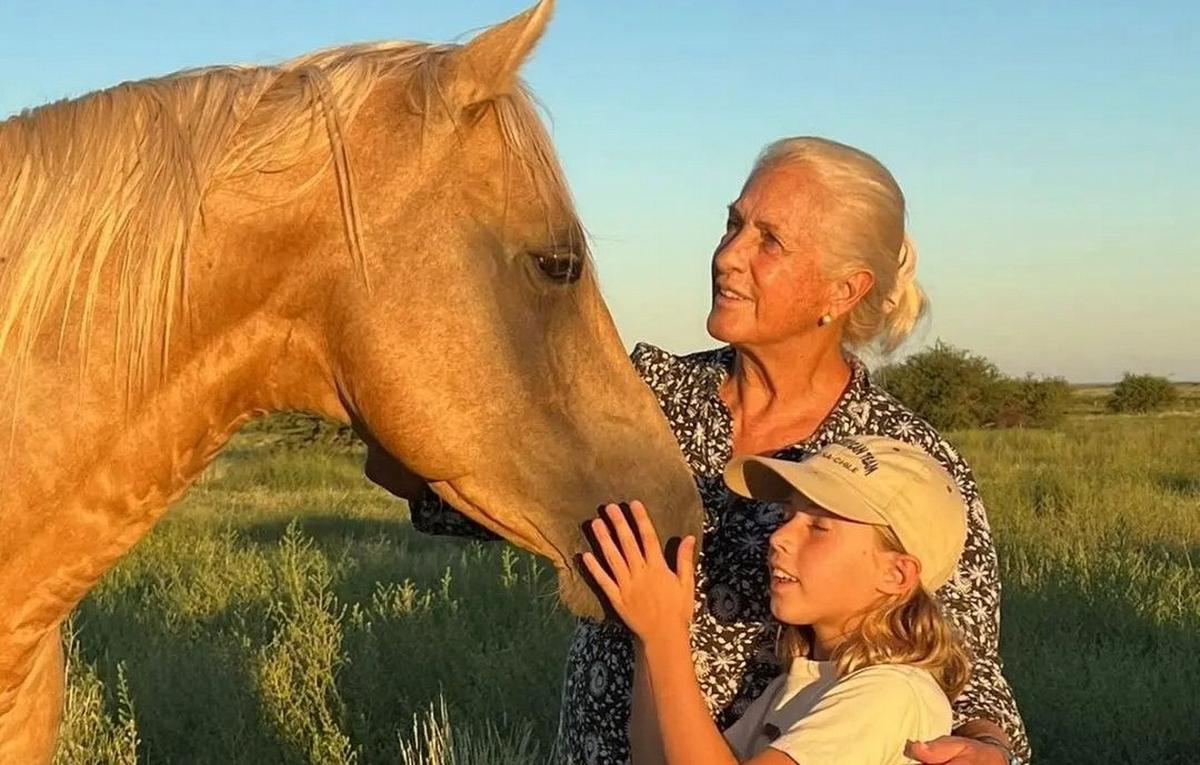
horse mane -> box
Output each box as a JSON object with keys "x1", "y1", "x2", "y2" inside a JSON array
[{"x1": 0, "y1": 40, "x2": 578, "y2": 394}]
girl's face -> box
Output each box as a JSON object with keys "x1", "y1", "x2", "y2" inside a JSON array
[{"x1": 767, "y1": 497, "x2": 898, "y2": 638}]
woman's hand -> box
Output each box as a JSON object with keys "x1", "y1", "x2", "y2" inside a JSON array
[
  {"x1": 906, "y1": 718, "x2": 1015, "y2": 765},
  {"x1": 907, "y1": 736, "x2": 1012, "y2": 765},
  {"x1": 582, "y1": 501, "x2": 697, "y2": 647}
]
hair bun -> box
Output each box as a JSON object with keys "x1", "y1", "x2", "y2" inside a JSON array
[{"x1": 883, "y1": 235, "x2": 918, "y2": 313}]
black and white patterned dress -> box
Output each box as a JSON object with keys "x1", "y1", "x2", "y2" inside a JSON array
[{"x1": 411, "y1": 343, "x2": 1031, "y2": 764}]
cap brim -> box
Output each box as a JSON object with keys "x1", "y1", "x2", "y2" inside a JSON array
[{"x1": 723, "y1": 456, "x2": 885, "y2": 526}]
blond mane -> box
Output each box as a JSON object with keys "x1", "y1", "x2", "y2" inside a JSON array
[{"x1": 0, "y1": 40, "x2": 576, "y2": 394}]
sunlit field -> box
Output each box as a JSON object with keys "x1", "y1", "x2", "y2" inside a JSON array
[{"x1": 56, "y1": 413, "x2": 1199, "y2": 764}]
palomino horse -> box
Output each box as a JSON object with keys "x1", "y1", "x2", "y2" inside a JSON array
[{"x1": 0, "y1": 2, "x2": 703, "y2": 760}]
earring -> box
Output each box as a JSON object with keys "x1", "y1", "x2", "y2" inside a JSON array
[{"x1": 817, "y1": 313, "x2": 833, "y2": 327}]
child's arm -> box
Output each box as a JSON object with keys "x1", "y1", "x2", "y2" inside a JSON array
[
  {"x1": 640, "y1": 624, "x2": 739, "y2": 765},
  {"x1": 630, "y1": 645, "x2": 666, "y2": 764},
  {"x1": 584, "y1": 503, "x2": 794, "y2": 765}
]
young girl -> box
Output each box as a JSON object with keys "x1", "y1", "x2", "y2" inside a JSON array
[{"x1": 582, "y1": 435, "x2": 972, "y2": 765}]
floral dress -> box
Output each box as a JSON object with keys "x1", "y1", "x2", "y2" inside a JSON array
[{"x1": 410, "y1": 343, "x2": 1031, "y2": 764}]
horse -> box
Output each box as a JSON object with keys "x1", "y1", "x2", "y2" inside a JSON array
[{"x1": 0, "y1": 2, "x2": 704, "y2": 760}]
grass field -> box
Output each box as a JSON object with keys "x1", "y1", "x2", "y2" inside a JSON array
[{"x1": 54, "y1": 413, "x2": 1199, "y2": 764}]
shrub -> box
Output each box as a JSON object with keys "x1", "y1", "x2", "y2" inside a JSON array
[
  {"x1": 252, "y1": 412, "x2": 361, "y2": 452},
  {"x1": 57, "y1": 622, "x2": 140, "y2": 765},
  {"x1": 875, "y1": 342, "x2": 1008, "y2": 430},
  {"x1": 877, "y1": 341, "x2": 1070, "y2": 430},
  {"x1": 1106, "y1": 373, "x2": 1178, "y2": 413},
  {"x1": 995, "y1": 376, "x2": 1073, "y2": 429}
]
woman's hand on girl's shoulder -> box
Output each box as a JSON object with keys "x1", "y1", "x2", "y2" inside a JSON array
[{"x1": 582, "y1": 501, "x2": 697, "y2": 647}]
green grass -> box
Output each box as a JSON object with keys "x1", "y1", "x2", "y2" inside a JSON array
[
  {"x1": 953, "y1": 418, "x2": 1199, "y2": 764},
  {"x1": 55, "y1": 416, "x2": 1199, "y2": 763},
  {"x1": 57, "y1": 445, "x2": 572, "y2": 764}
]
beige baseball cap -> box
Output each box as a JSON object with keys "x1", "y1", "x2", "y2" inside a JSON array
[{"x1": 724, "y1": 436, "x2": 967, "y2": 591}]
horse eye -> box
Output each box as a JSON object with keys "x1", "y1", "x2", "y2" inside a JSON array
[{"x1": 533, "y1": 251, "x2": 583, "y2": 284}]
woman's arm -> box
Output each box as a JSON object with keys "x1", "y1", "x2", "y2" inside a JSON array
[
  {"x1": 408, "y1": 485, "x2": 502, "y2": 540},
  {"x1": 888, "y1": 425, "x2": 1030, "y2": 764},
  {"x1": 933, "y1": 493, "x2": 1028, "y2": 764}
]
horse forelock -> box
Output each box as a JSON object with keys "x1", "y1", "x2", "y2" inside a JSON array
[{"x1": 0, "y1": 38, "x2": 583, "y2": 399}]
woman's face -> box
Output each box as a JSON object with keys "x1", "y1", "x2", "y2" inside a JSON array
[
  {"x1": 707, "y1": 162, "x2": 834, "y2": 347},
  {"x1": 767, "y1": 498, "x2": 891, "y2": 634}
]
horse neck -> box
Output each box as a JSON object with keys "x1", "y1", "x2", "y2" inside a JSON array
[
  {"x1": 0, "y1": 248, "x2": 349, "y2": 659},
  {"x1": 1, "y1": 252, "x2": 344, "y2": 523}
]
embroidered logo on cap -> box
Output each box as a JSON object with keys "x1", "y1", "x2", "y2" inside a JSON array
[{"x1": 816, "y1": 437, "x2": 880, "y2": 476}]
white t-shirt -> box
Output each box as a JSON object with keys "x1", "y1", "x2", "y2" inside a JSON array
[{"x1": 722, "y1": 658, "x2": 952, "y2": 764}]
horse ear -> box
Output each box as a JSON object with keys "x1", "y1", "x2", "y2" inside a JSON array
[{"x1": 445, "y1": 0, "x2": 554, "y2": 107}]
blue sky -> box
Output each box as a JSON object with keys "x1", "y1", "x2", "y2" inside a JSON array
[{"x1": 2, "y1": 1, "x2": 1196, "y2": 381}]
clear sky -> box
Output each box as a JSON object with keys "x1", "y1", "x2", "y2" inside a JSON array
[{"x1": 2, "y1": 1, "x2": 1196, "y2": 382}]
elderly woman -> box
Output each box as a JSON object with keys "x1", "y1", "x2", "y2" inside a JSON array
[{"x1": 408, "y1": 137, "x2": 1030, "y2": 765}]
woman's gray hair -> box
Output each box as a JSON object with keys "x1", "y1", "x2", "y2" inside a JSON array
[{"x1": 752, "y1": 137, "x2": 927, "y2": 352}]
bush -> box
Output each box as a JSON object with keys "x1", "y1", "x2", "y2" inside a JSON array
[
  {"x1": 875, "y1": 342, "x2": 1007, "y2": 430},
  {"x1": 996, "y1": 376, "x2": 1073, "y2": 429},
  {"x1": 251, "y1": 412, "x2": 361, "y2": 452},
  {"x1": 877, "y1": 341, "x2": 1070, "y2": 430},
  {"x1": 1106, "y1": 373, "x2": 1178, "y2": 413}
]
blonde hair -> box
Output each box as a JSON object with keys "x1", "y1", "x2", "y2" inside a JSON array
[
  {"x1": 777, "y1": 526, "x2": 971, "y2": 700},
  {"x1": 751, "y1": 137, "x2": 926, "y2": 353}
]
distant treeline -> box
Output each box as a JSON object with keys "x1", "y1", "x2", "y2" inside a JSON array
[
  {"x1": 250, "y1": 343, "x2": 1186, "y2": 447},
  {"x1": 245, "y1": 412, "x2": 360, "y2": 451}
]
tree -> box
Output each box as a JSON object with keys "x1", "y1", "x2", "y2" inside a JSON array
[
  {"x1": 877, "y1": 341, "x2": 1071, "y2": 430},
  {"x1": 995, "y1": 376, "x2": 1072, "y2": 428},
  {"x1": 876, "y1": 342, "x2": 1009, "y2": 430},
  {"x1": 1106, "y1": 373, "x2": 1178, "y2": 413}
]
